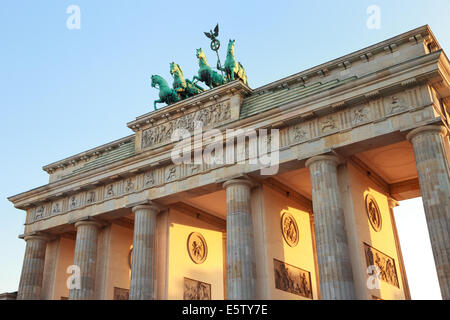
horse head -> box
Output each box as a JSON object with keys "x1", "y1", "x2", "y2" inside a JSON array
[
  {"x1": 196, "y1": 48, "x2": 206, "y2": 60},
  {"x1": 151, "y1": 74, "x2": 166, "y2": 89},
  {"x1": 151, "y1": 75, "x2": 158, "y2": 88},
  {"x1": 227, "y1": 39, "x2": 235, "y2": 54},
  {"x1": 170, "y1": 62, "x2": 182, "y2": 76}
]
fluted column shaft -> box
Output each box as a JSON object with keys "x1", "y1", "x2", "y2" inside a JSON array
[
  {"x1": 129, "y1": 204, "x2": 159, "y2": 300},
  {"x1": 69, "y1": 220, "x2": 101, "y2": 300},
  {"x1": 305, "y1": 155, "x2": 355, "y2": 299},
  {"x1": 223, "y1": 179, "x2": 256, "y2": 300},
  {"x1": 17, "y1": 235, "x2": 49, "y2": 300},
  {"x1": 407, "y1": 125, "x2": 450, "y2": 300}
]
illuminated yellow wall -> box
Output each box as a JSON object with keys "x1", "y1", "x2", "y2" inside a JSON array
[
  {"x1": 52, "y1": 237, "x2": 74, "y2": 299},
  {"x1": 345, "y1": 162, "x2": 408, "y2": 300},
  {"x1": 104, "y1": 224, "x2": 133, "y2": 299},
  {"x1": 166, "y1": 208, "x2": 224, "y2": 300},
  {"x1": 262, "y1": 186, "x2": 318, "y2": 300}
]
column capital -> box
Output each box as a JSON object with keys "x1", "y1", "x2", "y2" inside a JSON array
[
  {"x1": 222, "y1": 178, "x2": 253, "y2": 189},
  {"x1": 305, "y1": 154, "x2": 341, "y2": 168},
  {"x1": 74, "y1": 219, "x2": 102, "y2": 229},
  {"x1": 127, "y1": 200, "x2": 163, "y2": 213},
  {"x1": 387, "y1": 197, "x2": 399, "y2": 209},
  {"x1": 406, "y1": 125, "x2": 448, "y2": 142},
  {"x1": 23, "y1": 233, "x2": 51, "y2": 243}
]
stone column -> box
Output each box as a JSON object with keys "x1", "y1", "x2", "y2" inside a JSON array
[
  {"x1": 223, "y1": 179, "x2": 256, "y2": 300},
  {"x1": 69, "y1": 220, "x2": 101, "y2": 300},
  {"x1": 305, "y1": 155, "x2": 355, "y2": 300},
  {"x1": 17, "y1": 235, "x2": 49, "y2": 300},
  {"x1": 407, "y1": 125, "x2": 450, "y2": 300},
  {"x1": 129, "y1": 204, "x2": 159, "y2": 300}
]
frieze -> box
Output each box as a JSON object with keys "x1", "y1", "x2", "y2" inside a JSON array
[
  {"x1": 141, "y1": 102, "x2": 231, "y2": 149},
  {"x1": 124, "y1": 178, "x2": 135, "y2": 193},
  {"x1": 287, "y1": 86, "x2": 428, "y2": 146},
  {"x1": 364, "y1": 243, "x2": 399, "y2": 287},
  {"x1": 351, "y1": 105, "x2": 371, "y2": 126},
  {"x1": 274, "y1": 259, "x2": 312, "y2": 299},
  {"x1": 51, "y1": 201, "x2": 62, "y2": 215},
  {"x1": 23, "y1": 85, "x2": 431, "y2": 225},
  {"x1": 86, "y1": 191, "x2": 96, "y2": 204},
  {"x1": 113, "y1": 287, "x2": 129, "y2": 300},
  {"x1": 183, "y1": 277, "x2": 211, "y2": 300}
]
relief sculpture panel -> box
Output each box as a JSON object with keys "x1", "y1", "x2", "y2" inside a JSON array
[
  {"x1": 364, "y1": 243, "x2": 399, "y2": 288},
  {"x1": 141, "y1": 102, "x2": 231, "y2": 149},
  {"x1": 113, "y1": 287, "x2": 129, "y2": 300},
  {"x1": 183, "y1": 278, "x2": 211, "y2": 300},
  {"x1": 274, "y1": 259, "x2": 313, "y2": 299}
]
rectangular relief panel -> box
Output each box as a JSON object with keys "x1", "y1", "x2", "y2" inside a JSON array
[
  {"x1": 364, "y1": 243, "x2": 399, "y2": 288},
  {"x1": 273, "y1": 259, "x2": 313, "y2": 299},
  {"x1": 183, "y1": 277, "x2": 211, "y2": 300},
  {"x1": 113, "y1": 287, "x2": 130, "y2": 300}
]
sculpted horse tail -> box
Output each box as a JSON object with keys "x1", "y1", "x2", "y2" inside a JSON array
[
  {"x1": 151, "y1": 74, "x2": 180, "y2": 110},
  {"x1": 193, "y1": 48, "x2": 225, "y2": 89},
  {"x1": 219, "y1": 39, "x2": 248, "y2": 86}
]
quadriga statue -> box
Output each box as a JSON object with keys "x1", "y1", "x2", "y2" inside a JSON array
[
  {"x1": 193, "y1": 48, "x2": 225, "y2": 89},
  {"x1": 217, "y1": 39, "x2": 248, "y2": 86},
  {"x1": 151, "y1": 74, "x2": 180, "y2": 110},
  {"x1": 170, "y1": 62, "x2": 204, "y2": 99}
]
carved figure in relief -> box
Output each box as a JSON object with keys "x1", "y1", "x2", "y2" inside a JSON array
[
  {"x1": 197, "y1": 108, "x2": 211, "y2": 127},
  {"x1": 106, "y1": 184, "x2": 114, "y2": 197},
  {"x1": 365, "y1": 194, "x2": 382, "y2": 232},
  {"x1": 389, "y1": 96, "x2": 406, "y2": 114},
  {"x1": 192, "y1": 241, "x2": 204, "y2": 261},
  {"x1": 292, "y1": 125, "x2": 307, "y2": 142},
  {"x1": 70, "y1": 196, "x2": 77, "y2": 208},
  {"x1": 365, "y1": 244, "x2": 399, "y2": 287},
  {"x1": 86, "y1": 191, "x2": 95, "y2": 204},
  {"x1": 320, "y1": 116, "x2": 337, "y2": 132},
  {"x1": 281, "y1": 212, "x2": 299, "y2": 247},
  {"x1": 124, "y1": 178, "x2": 134, "y2": 193},
  {"x1": 35, "y1": 206, "x2": 45, "y2": 219},
  {"x1": 190, "y1": 164, "x2": 200, "y2": 174},
  {"x1": 273, "y1": 259, "x2": 312, "y2": 298},
  {"x1": 166, "y1": 167, "x2": 177, "y2": 181},
  {"x1": 187, "y1": 232, "x2": 208, "y2": 264},
  {"x1": 52, "y1": 202, "x2": 61, "y2": 214},
  {"x1": 353, "y1": 107, "x2": 369, "y2": 125},
  {"x1": 144, "y1": 171, "x2": 155, "y2": 186},
  {"x1": 183, "y1": 278, "x2": 211, "y2": 300}
]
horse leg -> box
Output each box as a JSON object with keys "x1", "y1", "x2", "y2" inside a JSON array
[{"x1": 154, "y1": 99, "x2": 162, "y2": 110}]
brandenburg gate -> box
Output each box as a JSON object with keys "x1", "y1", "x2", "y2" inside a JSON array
[{"x1": 8, "y1": 25, "x2": 450, "y2": 300}]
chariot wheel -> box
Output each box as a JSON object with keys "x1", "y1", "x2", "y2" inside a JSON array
[{"x1": 210, "y1": 39, "x2": 220, "y2": 51}]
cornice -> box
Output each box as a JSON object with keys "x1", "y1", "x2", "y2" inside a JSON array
[
  {"x1": 7, "y1": 50, "x2": 444, "y2": 209},
  {"x1": 42, "y1": 135, "x2": 135, "y2": 174},
  {"x1": 252, "y1": 25, "x2": 435, "y2": 93},
  {"x1": 126, "y1": 80, "x2": 252, "y2": 131}
]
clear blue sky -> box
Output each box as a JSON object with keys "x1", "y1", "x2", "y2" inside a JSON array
[{"x1": 0, "y1": 0, "x2": 448, "y2": 297}]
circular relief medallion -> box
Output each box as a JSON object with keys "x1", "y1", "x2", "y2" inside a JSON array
[
  {"x1": 187, "y1": 232, "x2": 208, "y2": 264},
  {"x1": 281, "y1": 212, "x2": 299, "y2": 247},
  {"x1": 365, "y1": 194, "x2": 382, "y2": 232}
]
